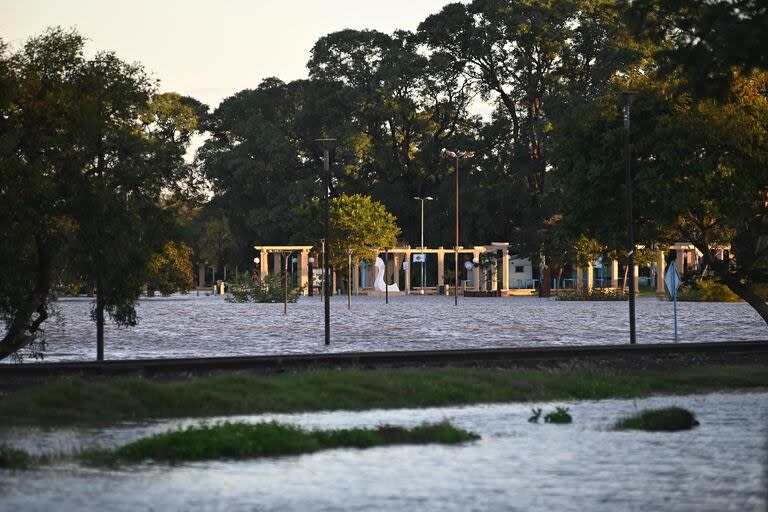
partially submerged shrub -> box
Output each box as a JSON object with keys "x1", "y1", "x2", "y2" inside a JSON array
[
  {"x1": 555, "y1": 288, "x2": 626, "y2": 301},
  {"x1": 615, "y1": 407, "x2": 699, "y2": 431},
  {"x1": 528, "y1": 408, "x2": 542, "y2": 423},
  {"x1": 677, "y1": 280, "x2": 740, "y2": 302},
  {"x1": 544, "y1": 407, "x2": 572, "y2": 424},
  {"x1": 0, "y1": 444, "x2": 31, "y2": 469},
  {"x1": 85, "y1": 420, "x2": 480, "y2": 464},
  {"x1": 226, "y1": 274, "x2": 302, "y2": 303}
]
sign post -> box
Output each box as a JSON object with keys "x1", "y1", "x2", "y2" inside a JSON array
[{"x1": 664, "y1": 263, "x2": 682, "y2": 342}]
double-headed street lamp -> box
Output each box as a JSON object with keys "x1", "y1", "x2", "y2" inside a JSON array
[
  {"x1": 413, "y1": 196, "x2": 433, "y2": 294},
  {"x1": 442, "y1": 149, "x2": 474, "y2": 306}
]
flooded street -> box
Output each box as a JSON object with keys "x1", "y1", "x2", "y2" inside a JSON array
[
  {"x1": 0, "y1": 392, "x2": 766, "y2": 511},
  {"x1": 29, "y1": 294, "x2": 767, "y2": 361}
]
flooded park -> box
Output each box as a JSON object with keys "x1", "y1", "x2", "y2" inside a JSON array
[
  {"x1": 0, "y1": 392, "x2": 765, "y2": 511},
  {"x1": 31, "y1": 294, "x2": 767, "y2": 361}
]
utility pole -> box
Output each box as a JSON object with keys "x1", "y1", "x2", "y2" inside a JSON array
[
  {"x1": 414, "y1": 196, "x2": 433, "y2": 294},
  {"x1": 442, "y1": 149, "x2": 473, "y2": 306}
]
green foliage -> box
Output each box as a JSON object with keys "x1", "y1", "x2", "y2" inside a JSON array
[
  {"x1": 85, "y1": 421, "x2": 478, "y2": 464},
  {"x1": 292, "y1": 194, "x2": 400, "y2": 271},
  {"x1": 615, "y1": 406, "x2": 699, "y2": 431},
  {"x1": 555, "y1": 288, "x2": 627, "y2": 301},
  {"x1": 676, "y1": 280, "x2": 741, "y2": 302},
  {"x1": 0, "y1": 28, "x2": 205, "y2": 360},
  {"x1": 1, "y1": 366, "x2": 766, "y2": 426},
  {"x1": 0, "y1": 444, "x2": 31, "y2": 469},
  {"x1": 528, "y1": 408, "x2": 543, "y2": 423},
  {"x1": 225, "y1": 274, "x2": 301, "y2": 303},
  {"x1": 544, "y1": 407, "x2": 573, "y2": 424},
  {"x1": 146, "y1": 241, "x2": 195, "y2": 296}
]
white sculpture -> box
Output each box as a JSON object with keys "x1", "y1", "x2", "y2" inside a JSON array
[{"x1": 373, "y1": 257, "x2": 400, "y2": 292}]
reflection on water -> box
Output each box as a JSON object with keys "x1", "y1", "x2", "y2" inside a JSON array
[
  {"x1": 26, "y1": 295, "x2": 768, "y2": 361},
  {"x1": 0, "y1": 393, "x2": 765, "y2": 511}
]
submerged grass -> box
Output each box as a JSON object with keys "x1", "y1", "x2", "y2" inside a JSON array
[
  {"x1": 0, "y1": 444, "x2": 31, "y2": 469},
  {"x1": 82, "y1": 421, "x2": 478, "y2": 464},
  {"x1": 615, "y1": 407, "x2": 700, "y2": 431},
  {"x1": 0, "y1": 365, "x2": 766, "y2": 426}
]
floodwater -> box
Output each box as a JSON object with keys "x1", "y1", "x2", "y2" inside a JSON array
[
  {"x1": 26, "y1": 294, "x2": 768, "y2": 361},
  {"x1": 0, "y1": 392, "x2": 765, "y2": 511}
]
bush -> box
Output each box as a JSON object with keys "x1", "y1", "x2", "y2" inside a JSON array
[
  {"x1": 555, "y1": 288, "x2": 626, "y2": 301},
  {"x1": 84, "y1": 421, "x2": 480, "y2": 463},
  {"x1": 676, "y1": 280, "x2": 740, "y2": 302},
  {"x1": 226, "y1": 274, "x2": 302, "y2": 303},
  {"x1": 0, "y1": 444, "x2": 31, "y2": 469},
  {"x1": 544, "y1": 406, "x2": 572, "y2": 424},
  {"x1": 614, "y1": 407, "x2": 699, "y2": 431}
]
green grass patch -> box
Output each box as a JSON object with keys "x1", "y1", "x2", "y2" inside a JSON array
[
  {"x1": 0, "y1": 365, "x2": 766, "y2": 426},
  {"x1": 615, "y1": 407, "x2": 699, "y2": 431},
  {"x1": 82, "y1": 421, "x2": 478, "y2": 464},
  {"x1": 0, "y1": 444, "x2": 31, "y2": 469}
]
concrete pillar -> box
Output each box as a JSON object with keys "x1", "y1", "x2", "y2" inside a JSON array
[
  {"x1": 299, "y1": 251, "x2": 309, "y2": 295},
  {"x1": 353, "y1": 264, "x2": 360, "y2": 294},
  {"x1": 586, "y1": 264, "x2": 594, "y2": 290},
  {"x1": 576, "y1": 267, "x2": 584, "y2": 289},
  {"x1": 501, "y1": 249, "x2": 510, "y2": 291},
  {"x1": 656, "y1": 250, "x2": 665, "y2": 293},
  {"x1": 404, "y1": 251, "x2": 411, "y2": 294},
  {"x1": 272, "y1": 252, "x2": 281, "y2": 276},
  {"x1": 472, "y1": 250, "x2": 481, "y2": 291},
  {"x1": 259, "y1": 253, "x2": 268, "y2": 279},
  {"x1": 611, "y1": 260, "x2": 619, "y2": 289},
  {"x1": 198, "y1": 264, "x2": 205, "y2": 288},
  {"x1": 437, "y1": 249, "x2": 445, "y2": 287},
  {"x1": 675, "y1": 248, "x2": 683, "y2": 276}
]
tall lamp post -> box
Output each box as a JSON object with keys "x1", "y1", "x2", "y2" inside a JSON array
[
  {"x1": 620, "y1": 92, "x2": 638, "y2": 345},
  {"x1": 316, "y1": 139, "x2": 335, "y2": 346},
  {"x1": 442, "y1": 149, "x2": 474, "y2": 306},
  {"x1": 413, "y1": 196, "x2": 433, "y2": 294}
]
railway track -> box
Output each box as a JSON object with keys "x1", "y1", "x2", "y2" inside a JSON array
[{"x1": 1, "y1": 341, "x2": 766, "y2": 387}]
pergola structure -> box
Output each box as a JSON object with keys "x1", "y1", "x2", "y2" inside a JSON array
[{"x1": 253, "y1": 245, "x2": 314, "y2": 294}]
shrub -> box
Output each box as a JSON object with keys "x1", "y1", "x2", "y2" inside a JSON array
[
  {"x1": 544, "y1": 406, "x2": 572, "y2": 424},
  {"x1": 0, "y1": 444, "x2": 31, "y2": 469},
  {"x1": 226, "y1": 274, "x2": 302, "y2": 303},
  {"x1": 677, "y1": 280, "x2": 740, "y2": 302},
  {"x1": 614, "y1": 407, "x2": 699, "y2": 431},
  {"x1": 555, "y1": 288, "x2": 626, "y2": 301}
]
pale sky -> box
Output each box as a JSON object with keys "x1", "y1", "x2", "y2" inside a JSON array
[{"x1": 0, "y1": 0, "x2": 455, "y2": 109}]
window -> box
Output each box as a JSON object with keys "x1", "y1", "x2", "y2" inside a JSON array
[{"x1": 515, "y1": 266, "x2": 525, "y2": 273}]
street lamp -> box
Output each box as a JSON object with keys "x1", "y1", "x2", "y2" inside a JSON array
[
  {"x1": 442, "y1": 148, "x2": 474, "y2": 306},
  {"x1": 316, "y1": 138, "x2": 335, "y2": 347},
  {"x1": 384, "y1": 247, "x2": 390, "y2": 305},
  {"x1": 413, "y1": 196, "x2": 434, "y2": 294},
  {"x1": 619, "y1": 92, "x2": 638, "y2": 345}
]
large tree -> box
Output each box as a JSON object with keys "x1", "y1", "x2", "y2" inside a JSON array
[
  {"x1": 552, "y1": 70, "x2": 768, "y2": 322},
  {"x1": 0, "y1": 28, "x2": 202, "y2": 360}
]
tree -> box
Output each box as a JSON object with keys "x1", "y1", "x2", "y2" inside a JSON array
[
  {"x1": 0, "y1": 28, "x2": 202, "y2": 360},
  {"x1": 292, "y1": 194, "x2": 401, "y2": 273},
  {"x1": 146, "y1": 242, "x2": 195, "y2": 296},
  {"x1": 627, "y1": 0, "x2": 768, "y2": 98},
  {"x1": 552, "y1": 70, "x2": 768, "y2": 322}
]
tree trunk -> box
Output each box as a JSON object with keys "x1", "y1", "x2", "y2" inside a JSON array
[{"x1": 0, "y1": 234, "x2": 52, "y2": 361}]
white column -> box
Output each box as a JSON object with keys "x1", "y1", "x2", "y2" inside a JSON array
[
  {"x1": 576, "y1": 267, "x2": 584, "y2": 289},
  {"x1": 611, "y1": 260, "x2": 619, "y2": 289},
  {"x1": 586, "y1": 264, "x2": 594, "y2": 290},
  {"x1": 437, "y1": 249, "x2": 445, "y2": 288},
  {"x1": 656, "y1": 250, "x2": 665, "y2": 293},
  {"x1": 300, "y1": 251, "x2": 309, "y2": 295},
  {"x1": 633, "y1": 265, "x2": 640, "y2": 294},
  {"x1": 404, "y1": 251, "x2": 411, "y2": 294},
  {"x1": 501, "y1": 249, "x2": 510, "y2": 291},
  {"x1": 472, "y1": 250, "x2": 481, "y2": 291}
]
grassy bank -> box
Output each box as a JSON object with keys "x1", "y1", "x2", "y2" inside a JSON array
[
  {"x1": 0, "y1": 366, "x2": 766, "y2": 426},
  {"x1": 83, "y1": 421, "x2": 478, "y2": 464}
]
